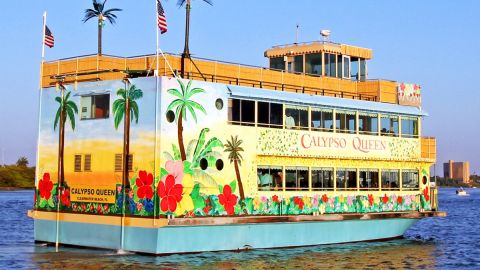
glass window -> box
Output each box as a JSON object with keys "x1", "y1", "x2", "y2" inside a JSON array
[
  {"x1": 401, "y1": 117, "x2": 419, "y2": 138},
  {"x1": 381, "y1": 115, "x2": 399, "y2": 136},
  {"x1": 336, "y1": 168, "x2": 357, "y2": 190},
  {"x1": 382, "y1": 169, "x2": 400, "y2": 190},
  {"x1": 228, "y1": 99, "x2": 255, "y2": 126},
  {"x1": 337, "y1": 55, "x2": 343, "y2": 79},
  {"x1": 359, "y1": 59, "x2": 367, "y2": 81},
  {"x1": 335, "y1": 110, "x2": 356, "y2": 133},
  {"x1": 342, "y1": 56, "x2": 350, "y2": 79},
  {"x1": 80, "y1": 94, "x2": 110, "y2": 120},
  {"x1": 305, "y1": 53, "x2": 322, "y2": 75},
  {"x1": 402, "y1": 170, "x2": 419, "y2": 190},
  {"x1": 257, "y1": 166, "x2": 282, "y2": 191},
  {"x1": 293, "y1": 55, "x2": 303, "y2": 73},
  {"x1": 285, "y1": 167, "x2": 309, "y2": 191},
  {"x1": 311, "y1": 108, "x2": 334, "y2": 132},
  {"x1": 312, "y1": 168, "x2": 334, "y2": 190},
  {"x1": 325, "y1": 53, "x2": 337, "y2": 77},
  {"x1": 270, "y1": 57, "x2": 285, "y2": 70},
  {"x1": 351, "y1": 57, "x2": 359, "y2": 80},
  {"x1": 359, "y1": 112, "x2": 378, "y2": 135},
  {"x1": 285, "y1": 105, "x2": 308, "y2": 129},
  {"x1": 257, "y1": 102, "x2": 283, "y2": 128},
  {"x1": 359, "y1": 169, "x2": 379, "y2": 190}
]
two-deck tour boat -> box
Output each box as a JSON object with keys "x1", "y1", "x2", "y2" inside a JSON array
[{"x1": 28, "y1": 31, "x2": 445, "y2": 254}]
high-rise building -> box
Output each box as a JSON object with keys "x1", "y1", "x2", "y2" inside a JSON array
[{"x1": 444, "y1": 160, "x2": 470, "y2": 183}]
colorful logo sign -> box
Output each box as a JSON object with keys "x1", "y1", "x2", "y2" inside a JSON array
[
  {"x1": 70, "y1": 185, "x2": 117, "y2": 204},
  {"x1": 398, "y1": 83, "x2": 421, "y2": 107}
]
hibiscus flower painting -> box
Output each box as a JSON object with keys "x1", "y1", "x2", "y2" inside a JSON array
[{"x1": 157, "y1": 174, "x2": 184, "y2": 213}]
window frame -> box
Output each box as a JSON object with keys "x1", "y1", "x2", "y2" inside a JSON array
[{"x1": 80, "y1": 94, "x2": 110, "y2": 120}]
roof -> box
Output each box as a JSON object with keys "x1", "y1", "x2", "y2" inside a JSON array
[
  {"x1": 227, "y1": 85, "x2": 428, "y2": 117},
  {"x1": 264, "y1": 41, "x2": 373, "y2": 60}
]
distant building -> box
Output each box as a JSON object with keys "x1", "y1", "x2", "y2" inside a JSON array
[{"x1": 444, "y1": 160, "x2": 470, "y2": 183}]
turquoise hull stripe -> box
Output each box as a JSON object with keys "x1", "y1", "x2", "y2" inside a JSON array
[{"x1": 35, "y1": 218, "x2": 419, "y2": 254}]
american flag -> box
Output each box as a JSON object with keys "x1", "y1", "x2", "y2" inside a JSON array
[
  {"x1": 44, "y1": 25, "x2": 54, "y2": 48},
  {"x1": 157, "y1": 0, "x2": 168, "y2": 34}
]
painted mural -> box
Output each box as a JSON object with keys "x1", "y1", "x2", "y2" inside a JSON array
[{"x1": 34, "y1": 76, "x2": 432, "y2": 218}]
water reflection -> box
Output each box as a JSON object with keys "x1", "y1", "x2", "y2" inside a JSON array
[{"x1": 29, "y1": 240, "x2": 436, "y2": 269}]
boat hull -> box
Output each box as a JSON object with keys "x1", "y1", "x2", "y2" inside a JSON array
[{"x1": 34, "y1": 215, "x2": 420, "y2": 254}]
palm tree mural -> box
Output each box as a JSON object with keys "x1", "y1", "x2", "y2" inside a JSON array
[
  {"x1": 113, "y1": 80, "x2": 143, "y2": 189},
  {"x1": 83, "y1": 0, "x2": 122, "y2": 55},
  {"x1": 224, "y1": 135, "x2": 245, "y2": 201},
  {"x1": 167, "y1": 79, "x2": 206, "y2": 161},
  {"x1": 53, "y1": 85, "x2": 78, "y2": 187},
  {"x1": 177, "y1": 0, "x2": 213, "y2": 77}
]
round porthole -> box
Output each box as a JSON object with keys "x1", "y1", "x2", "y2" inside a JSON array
[
  {"x1": 215, "y1": 159, "x2": 224, "y2": 171},
  {"x1": 422, "y1": 176, "x2": 427, "y2": 185},
  {"x1": 166, "y1": 110, "x2": 175, "y2": 123},
  {"x1": 215, "y1": 98, "x2": 224, "y2": 110},
  {"x1": 200, "y1": 158, "x2": 208, "y2": 170}
]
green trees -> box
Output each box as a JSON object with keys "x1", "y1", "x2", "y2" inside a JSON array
[
  {"x1": 83, "y1": 0, "x2": 122, "y2": 55},
  {"x1": 166, "y1": 79, "x2": 206, "y2": 161},
  {"x1": 113, "y1": 82, "x2": 143, "y2": 188},
  {"x1": 16, "y1": 157, "x2": 29, "y2": 167},
  {"x1": 54, "y1": 87, "x2": 78, "y2": 187},
  {"x1": 224, "y1": 135, "x2": 245, "y2": 201}
]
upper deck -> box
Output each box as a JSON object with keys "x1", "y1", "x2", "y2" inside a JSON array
[{"x1": 41, "y1": 40, "x2": 417, "y2": 106}]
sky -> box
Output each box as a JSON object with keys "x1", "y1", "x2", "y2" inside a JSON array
[{"x1": 0, "y1": 0, "x2": 479, "y2": 175}]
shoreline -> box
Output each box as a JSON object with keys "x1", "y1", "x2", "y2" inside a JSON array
[{"x1": 0, "y1": 187, "x2": 34, "y2": 191}]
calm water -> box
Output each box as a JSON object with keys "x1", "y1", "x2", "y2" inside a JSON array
[{"x1": 1, "y1": 188, "x2": 479, "y2": 269}]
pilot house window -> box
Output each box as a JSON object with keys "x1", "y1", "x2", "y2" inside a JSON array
[{"x1": 81, "y1": 94, "x2": 110, "y2": 120}]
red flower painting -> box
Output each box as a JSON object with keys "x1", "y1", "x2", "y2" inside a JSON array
[
  {"x1": 382, "y1": 194, "x2": 389, "y2": 204},
  {"x1": 368, "y1": 194, "x2": 374, "y2": 206},
  {"x1": 218, "y1": 185, "x2": 237, "y2": 215},
  {"x1": 60, "y1": 188, "x2": 71, "y2": 207},
  {"x1": 157, "y1": 175, "x2": 183, "y2": 212},
  {"x1": 321, "y1": 194, "x2": 328, "y2": 203},
  {"x1": 423, "y1": 187, "x2": 430, "y2": 201},
  {"x1": 272, "y1": 195, "x2": 280, "y2": 203},
  {"x1": 38, "y1": 173, "x2": 53, "y2": 200},
  {"x1": 136, "y1": 170, "x2": 154, "y2": 200},
  {"x1": 293, "y1": 197, "x2": 304, "y2": 210},
  {"x1": 397, "y1": 196, "x2": 403, "y2": 205}
]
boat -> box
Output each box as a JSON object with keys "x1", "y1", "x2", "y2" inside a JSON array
[
  {"x1": 456, "y1": 187, "x2": 468, "y2": 196},
  {"x1": 28, "y1": 31, "x2": 446, "y2": 254}
]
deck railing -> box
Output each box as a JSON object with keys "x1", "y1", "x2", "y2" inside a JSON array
[{"x1": 42, "y1": 53, "x2": 401, "y2": 103}]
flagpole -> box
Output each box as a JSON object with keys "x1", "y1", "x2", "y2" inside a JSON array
[{"x1": 154, "y1": 0, "x2": 159, "y2": 227}]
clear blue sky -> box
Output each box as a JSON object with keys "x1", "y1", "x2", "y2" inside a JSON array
[{"x1": 0, "y1": 0, "x2": 479, "y2": 175}]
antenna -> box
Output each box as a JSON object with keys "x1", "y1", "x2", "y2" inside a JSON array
[
  {"x1": 295, "y1": 24, "x2": 299, "y2": 44},
  {"x1": 320, "y1": 29, "x2": 331, "y2": 42}
]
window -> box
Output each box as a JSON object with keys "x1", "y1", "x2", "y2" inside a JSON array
[
  {"x1": 311, "y1": 108, "x2": 334, "y2": 132},
  {"x1": 84, "y1": 154, "x2": 92, "y2": 172},
  {"x1": 325, "y1": 53, "x2": 336, "y2": 77},
  {"x1": 342, "y1": 55, "x2": 350, "y2": 79},
  {"x1": 401, "y1": 117, "x2": 419, "y2": 138},
  {"x1": 305, "y1": 53, "x2": 322, "y2": 75},
  {"x1": 74, "y1": 155, "x2": 82, "y2": 172},
  {"x1": 285, "y1": 167, "x2": 309, "y2": 191},
  {"x1": 382, "y1": 169, "x2": 400, "y2": 190},
  {"x1": 359, "y1": 112, "x2": 378, "y2": 135},
  {"x1": 381, "y1": 115, "x2": 399, "y2": 136},
  {"x1": 336, "y1": 168, "x2": 357, "y2": 190},
  {"x1": 351, "y1": 57, "x2": 359, "y2": 80},
  {"x1": 402, "y1": 170, "x2": 419, "y2": 190},
  {"x1": 115, "y1": 154, "x2": 133, "y2": 172},
  {"x1": 336, "y1": 110, "x2": 356, "y2": 133},
  {"x1": 257, "y1": 102, "x2": 283, "y2": 128},
  {"x1": 257, "y1": 166, "x2": 282, "y2": 191},
  {"x1": 228, "y1": 99, "x2": 255, "y2": 126},
  {"x1": 293, "y1": 55, "x2": 303, "y2": 73},
  {"x1": 312, "y1": 168, "x2": 334, "y2": 190},
  {"x1": 270, "y1": 57, "x2": 285, "y2": 70},
  {"x1": 285, "y1": 105, "x2": 308, "y2": 129},
  {"x1": 359, "y1": 169, "x2": 379, "y2": 190},
  {"x1": 80, "y1": 94, "x2": 110, "y2": 120},
  {"x1": 359, "y1": 59, "x2": 367, "y2": 81}
]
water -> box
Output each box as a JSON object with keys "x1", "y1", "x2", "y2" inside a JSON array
[{"x1": 0, "y1": 188, "x2": 479, "y2": 269}]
